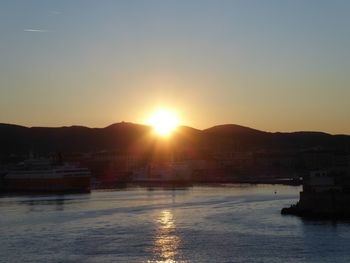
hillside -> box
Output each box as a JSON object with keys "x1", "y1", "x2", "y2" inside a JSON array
[{"x1": 0, "y1": 123, "x2": 349, "y2": 156}]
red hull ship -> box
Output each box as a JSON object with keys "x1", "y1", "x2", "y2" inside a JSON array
[{"x1": 1, "y1": 158, "x2": 91, "y2": 193}]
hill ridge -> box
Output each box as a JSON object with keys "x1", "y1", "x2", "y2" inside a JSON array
[{"x1": 0, "y1": 122, "x2": 349, "y2": 155}]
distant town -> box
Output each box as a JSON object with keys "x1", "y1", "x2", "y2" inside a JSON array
[{"x1": 1, "y1": 122, "x2": 349, "y2": 190}]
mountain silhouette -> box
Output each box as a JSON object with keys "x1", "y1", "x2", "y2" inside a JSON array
[{"x1": 0, "y1": 122, "x2": 349, "y2": 156}]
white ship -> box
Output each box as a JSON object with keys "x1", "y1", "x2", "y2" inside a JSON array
[{"x1": 133, "y1": 161, "x2": 193, "y2": 182}]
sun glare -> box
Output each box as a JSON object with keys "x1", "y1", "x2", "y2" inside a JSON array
[{"x1": 147, "y1": 109, "x2": 180, "y2": 137}]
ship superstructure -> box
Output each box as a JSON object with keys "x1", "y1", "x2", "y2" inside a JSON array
[{"x1": 1, "y1": 158, "x2": 91, "y2": 193}]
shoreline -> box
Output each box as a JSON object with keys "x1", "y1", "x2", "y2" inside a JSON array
[{"x1": 0, "y1": 180, "x2": 301, "y2": 196}]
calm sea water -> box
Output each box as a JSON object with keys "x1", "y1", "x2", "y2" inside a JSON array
[{"x1": 1, "y1": 185, "x2": 350, "y2": 263}]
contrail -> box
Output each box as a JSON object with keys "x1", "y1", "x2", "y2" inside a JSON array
[{"x1": 24, "y1": 29, "x2": 50, "y2": 33}]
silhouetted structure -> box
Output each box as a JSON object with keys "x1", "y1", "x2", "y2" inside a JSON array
[
  {"x1": 0, "y1": 122, "x2": 349, "y2": 188},
  {"x1": 282, "y1": 166, "x2": 350, "y2": 218}
]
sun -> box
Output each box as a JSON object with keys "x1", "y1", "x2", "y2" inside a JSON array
[{"x1": 147, "y1": 109, "x2": 180, "y2": 137}]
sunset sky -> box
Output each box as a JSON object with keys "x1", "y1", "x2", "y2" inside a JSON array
[{"x1": 1, "y1": 0, "x2": 349, "y2": 134}]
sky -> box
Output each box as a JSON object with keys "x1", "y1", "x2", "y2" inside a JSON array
[{"x1": 1, "y1": 0, "x2": 350, "y2": 134}]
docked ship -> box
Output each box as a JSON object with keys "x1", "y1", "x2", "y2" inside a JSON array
[
  {"x1": 133, "y1": 161, "x2": 193, "y2": 185},
  {"x1": 0, "y1": 158, "x2": 91, "y2": 193}
]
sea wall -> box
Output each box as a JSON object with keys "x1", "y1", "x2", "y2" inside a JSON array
[{"x1": 299, "y1": 191, "x2": 350, "y2": 215}]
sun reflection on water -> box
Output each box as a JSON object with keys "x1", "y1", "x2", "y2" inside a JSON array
[{"x1": 149, "y1": 209, "x2": 185, "y2": 263}]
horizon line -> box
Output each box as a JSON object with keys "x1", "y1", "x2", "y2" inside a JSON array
[{"x1": 0, "y1": 121, "x2": 349, "y2": 136}]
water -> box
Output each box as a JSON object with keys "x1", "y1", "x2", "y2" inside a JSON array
[{"x1": 1, "y1": 184, "x2": 350, "y2": 263}]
